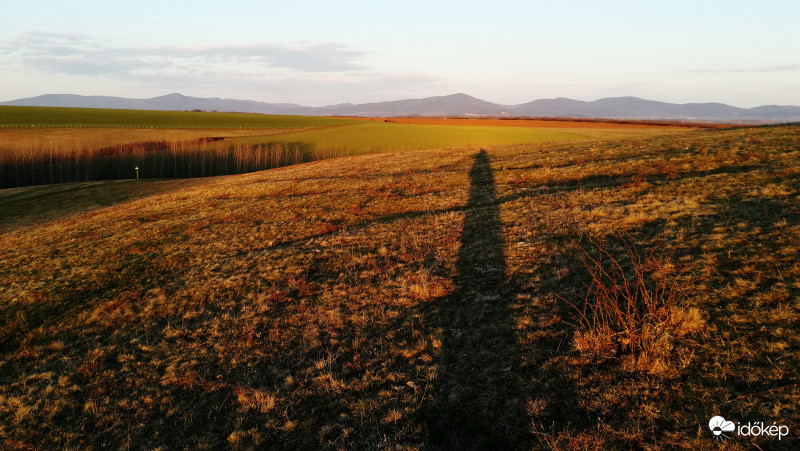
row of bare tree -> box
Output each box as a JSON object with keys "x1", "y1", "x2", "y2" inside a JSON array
[{"x1": 0, "y1": 139, "x2": 305, "y2": 188}]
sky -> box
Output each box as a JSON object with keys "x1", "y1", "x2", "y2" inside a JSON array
[{"x1": 2, "y1": 1, "x2": 799, "y2": 107}]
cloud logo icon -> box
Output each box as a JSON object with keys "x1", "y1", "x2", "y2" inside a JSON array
[{"x1": 709, "y1": 416, "x2": 736, "y2": 439}]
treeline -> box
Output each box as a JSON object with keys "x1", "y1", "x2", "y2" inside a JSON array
[{"x1": 0, "y1": 138, "x2": 306, "y2": 189}]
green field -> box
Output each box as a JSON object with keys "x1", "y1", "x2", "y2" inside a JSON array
[
  {"x1": 0, "y1": 106, "x2": 358, "y2": 129},
  {"x1": 230, "y1": 121, "x2": 585, "y2": 154}
]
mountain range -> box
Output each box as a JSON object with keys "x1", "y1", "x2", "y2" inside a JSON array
[{"x1": 3, "y1": 93, "x2": 800, "y2": 122}]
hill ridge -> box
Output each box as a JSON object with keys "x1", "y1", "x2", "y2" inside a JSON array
[{"x1": 3, "y1": 93, "x2": 800, "y2": 122}]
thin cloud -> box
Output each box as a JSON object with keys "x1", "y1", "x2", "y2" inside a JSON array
[
  {"x1": 692, "y1": 64, "x2": 800, "y2": 74},
  {"x1": 2, "y1": 32, "x2": 367, "y2": 77},
  {"x1": 139, "y1": 43, "x2": 366, "y2": 72},
  {"x1": 2, "y1": 32, "x2": 146, "y2": 76}
]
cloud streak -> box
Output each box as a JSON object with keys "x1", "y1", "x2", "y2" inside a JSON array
[
  {"x1": 2, "y1": 31, "x2": 367, "y2": 78},
  {"x1": 691, "y1": 64, "x2": 800, "y2": 74}
]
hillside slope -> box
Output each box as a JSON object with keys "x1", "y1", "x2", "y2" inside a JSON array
[
  {"x1": 0, "y1": 179, "x2": 203, "y2": 233},
  {"x1": 1, "y1": 126, "x2": 799, "y2": 448}
]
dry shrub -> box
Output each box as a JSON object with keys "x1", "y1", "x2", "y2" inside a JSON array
[{"x1": 566, "y1": 235, "x2": 704, "y2": 374}]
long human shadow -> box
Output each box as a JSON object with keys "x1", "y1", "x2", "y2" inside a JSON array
[{"x1": 422, "y1": 150, "x2": 526, "y2": 449}]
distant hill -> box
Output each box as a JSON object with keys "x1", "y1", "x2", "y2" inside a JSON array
[
  {"x1": 312, "y1": 93, "x2": 509, "y2": 117},
  {"x1": 0, "y1": 93, "x2": 305, "y2": 115},
  {"x1": 510, "y1": 96, "x2": 749, "y2": 120},
  {"x1": 3, "y1": 93, "x2": 800, "y2": 122}
]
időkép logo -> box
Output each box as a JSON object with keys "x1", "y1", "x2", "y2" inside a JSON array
[{"x1": 708, "y1": 415, "x2": 790, "y2": 442}]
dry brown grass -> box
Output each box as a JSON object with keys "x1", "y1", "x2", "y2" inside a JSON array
[
  {"x1": 1, "y1": 125, "x2": 798, "y2": 448},
  {"x1": 0, "y1": 179, "x2": 204, "y2": 233}
]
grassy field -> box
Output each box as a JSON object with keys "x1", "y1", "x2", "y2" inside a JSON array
[
  {"x1": 343, "y1": 116, "x2": 704, "y2": 129},
  {"x1": 0, "y1": 107, "x2": 359, "y2": 188},
  {"x1": 0, "y1": 106, "x2": 691, "y2": 189},
  {"x1": 0, "y1": 106, "x2": 358, "y2": 129},
  {"x1": 228, "y1": 121, "x2": 588, "y2": 155},
  {"x1": 1, "y1": 124, "x2": 798, "y2": 448}
]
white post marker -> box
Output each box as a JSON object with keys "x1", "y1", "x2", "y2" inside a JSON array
[{"x1": 135, "y1": 166, "x2": 139, "y2": 179}]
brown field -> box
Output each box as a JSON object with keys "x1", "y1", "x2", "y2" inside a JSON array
[{"x1": 1, "y1": 125, "x2": 798, "y2": 449}]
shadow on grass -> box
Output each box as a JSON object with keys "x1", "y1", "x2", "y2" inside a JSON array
[{"x1": 421, "y1": 150, "x2": 527, "y2": 448}]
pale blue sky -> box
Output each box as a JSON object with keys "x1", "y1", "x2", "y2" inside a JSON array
[{"x1": 2, "y1": 0, "x2": 798, "y2": 107}]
